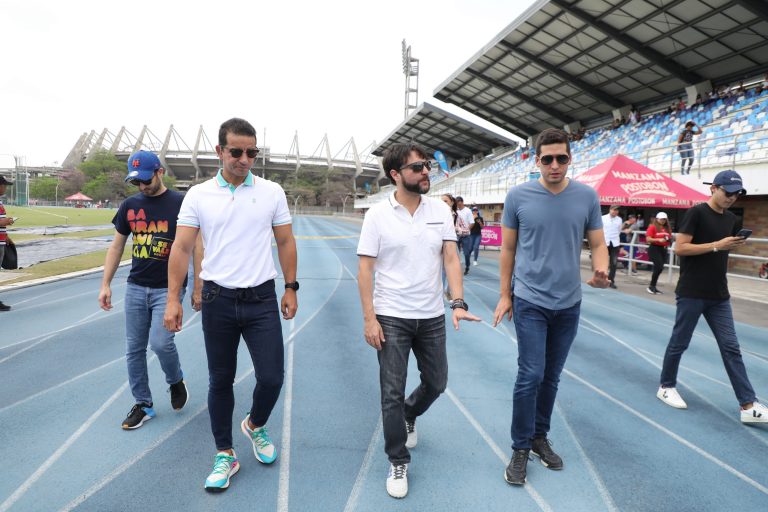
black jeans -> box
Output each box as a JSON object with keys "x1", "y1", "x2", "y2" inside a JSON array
[
  {"x1": 376, "y1": 314, "x2": 447, "y2": 464},
  {"x1": 607, "y1": 243, "x2": 620, "y2": 282},
  {"x1": 648, "y1": 245, "x2": 666, "y2": 287},
  {"x1": 201, "y1": 280, "x2": 285, "y2": 450}
]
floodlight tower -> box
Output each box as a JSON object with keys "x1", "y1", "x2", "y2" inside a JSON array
[{"x1": 402, "y1": 40, "x2": 419, "y2": 119}]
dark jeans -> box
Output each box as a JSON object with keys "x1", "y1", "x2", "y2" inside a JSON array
[
  {"x1": 458, "y1": 235, "x2": 472, "y2": 269},
  {"x1": 660, "y1": 296, "x2": 756, "y2": 405},
  {"x1": 607, "y1": 243, "x2": 620, "y2": 282},
  {"x1": 201, "y1": 279, "x2": 285, "y2": 450},
  {"x1": 648, "y1": 244, "x2": 666, "y2": 287},
  {"x1": 512, "y1": 296, "x2": 581, "y2": 450},
  {"x1": 470, "y1": 233, "x2": 482, "y2": 262},
  {"x1": 376, "y1": 314, "x2": 447, "y2": 464}
]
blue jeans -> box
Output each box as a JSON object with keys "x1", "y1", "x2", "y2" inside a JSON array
[
  {"x1": 376, "y1": 315, "x2": 447, "y2": 464},
  {"x1": 458, "y1": 235, "x2": 472, "y2": 269},
  {"x1": 512, "y1": 296, "x2": 581, "y2": 450},
  {"x1": 660, "y1": 297, "x2": 756, "y2": 405},
  {"x1": 201, "y1": 280, "x2": 284, "y2": 450},
  {"x1": 125, "y1": 282, "x2": 185, "y2": 405},
  {"x1": 470, "y1": 233, "x2": 482, "y2": 262}
]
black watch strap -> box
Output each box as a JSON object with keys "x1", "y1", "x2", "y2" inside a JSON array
[
  {"x1": 449, "y1": 299, "x2": 468, "y2": 311},
  {"x1": 284, "y1": 281, "x2": 300, "y2": 291}
]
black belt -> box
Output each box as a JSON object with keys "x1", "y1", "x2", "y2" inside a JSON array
[{"x1": 204, "y1": 279, "x2": 275, "y2": 300}]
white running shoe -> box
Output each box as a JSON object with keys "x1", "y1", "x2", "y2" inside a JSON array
[
  {"x1": 741, "y1": 402, "x2": 768, "y2": 423},
  {"x1": 386, "y1": 463, "x2": 408, "y2": 498},
  {"x1": 657, "y1": 387, "x2": 688, "y2": 409},
  {"x1": 473, "y1": 261, "x2": 478, "y2": 266},
  {"x1": 405, "y1": 420, "x2": 417, "y2": 449}
]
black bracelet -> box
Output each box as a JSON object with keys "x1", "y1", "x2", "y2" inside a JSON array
[{"x1": 450, "y1": 299, "x2": 469, "y2": 311}]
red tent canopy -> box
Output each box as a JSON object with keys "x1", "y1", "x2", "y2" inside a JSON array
[
  {"x1": 574, "y1": 155, "x2": 709, "y2": 209},
  {"x1": 64, "y1": 192, "x2": 93, "y2": 201}
]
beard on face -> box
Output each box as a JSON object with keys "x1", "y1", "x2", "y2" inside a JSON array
[{"x1": 403, "y1": 177, "x2": 430, "y2": 195}]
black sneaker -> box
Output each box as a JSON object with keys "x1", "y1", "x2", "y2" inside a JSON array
[
  {"x1": 0, "y1": 301, "x2": 10, "y2": 312},
  {"x1": 531, "y1": 437, "x2": 563, "y2": 470},
  {"x1": 122, "y1": 403, "x2": 155, "y2": 430},
  {"x1": 609, "y1": 282, "x2": 617, "y2": 289},
  {"x1": 169, "y1": 379, "x2": 189, "y2": 411},
  {"x1": 504, "y1": 449, "x2": 530, "y2": 485},
  {"x1": 464, "y1": 267, "x2": 469, "y2": 275}
]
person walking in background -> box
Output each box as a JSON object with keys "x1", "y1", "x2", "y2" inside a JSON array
[
  {"x1": 455, "y1": 196, "x2": 474, "y2": 275},
  {"x1": 602, "y1": 205, "x2": 622, "y2": 289},
  {"x1": 98, "y1": 151, "x2": 190, "y2": 430},
  {"x1": 441, "y1": 193, "x2": 459, "y2": 300},
  {"x1": 645, "y1": 212, "x2": 672, "y2": 294},
  {"x1": 469, "y1": 207, "x2": 484, "y2": 267},
  {"x1": 493, "y1": 128, "x2": 609, "y2": 486},
  {"x1": 0, "y1": 176, "x2": 15, "y2": 312},
  {"x1": 164, "y1": 117, "x2": 298, "y2": 492},
  {"x1": 357, "y1": 143, "x2": 479, "y2": 499},
  {"x1": 678, "y1": 121, "x2": 702, "y2": 175},
  {"x1": 657, "y1": 170, "x2": 767, "y2": 424}
]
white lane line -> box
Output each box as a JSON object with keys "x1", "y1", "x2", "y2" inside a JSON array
[
  {"x1": 277, "y1": 320, "x2": 296, "y2": 512},
  {"x1": 564, "y1": 369, "x2": 768, "y2": 495},
  {"x1": 0, "y1": 312, "x2": 201, "y2": 512},
  {"x1": 580, "y1": 315, "x2": 768, "y2": 448},
  {"x1": 554, "y1": 403, "x2": 619, "y2": 512},
  {"x1": 10, "y1": 280, "x2": 128, "y2": 311},
  {"x1": 342, "y1": 415, "x2": 382, "y2": 512},
  {"x1": 445, "y1": 389, "x2": 553, "y2": 512}
]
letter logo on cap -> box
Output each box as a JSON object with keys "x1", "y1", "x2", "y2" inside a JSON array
[{"x1": 132, "y1": 159, "x2": 140, "y2": 168}]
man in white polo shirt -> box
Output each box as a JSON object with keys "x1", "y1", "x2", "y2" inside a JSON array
[
  {"x1": 164, "y1": 117, "x2": 298, "y2": 493},
  {"x1": 357, "y1": 143, "x2": 479, "y2": 499},
  {"x1": 602, "y1": 205, "x2": 623, "y2": 289}
]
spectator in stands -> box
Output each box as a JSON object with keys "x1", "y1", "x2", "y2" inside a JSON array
[
  {"x1": 657, "y1": 170, "x2": 768, "y2": 424},
  {"x1": 645, "y1": 211, "x2": 672, "y2": 294},
  {"x1": 602, "y1": 205, "x2": 623, "y2": 289},
  {"x1": 441, "y1": 193, "x2": 459, "y2": 300},
  {"x1": 0, "y1": 176, "x2": 15, "y2": 312},
  {"x1": 455, "y1": 196, "x2": 474, "y2": 275},
  {"x1": 469, "y1": 207, "x2": 484, "y2": 267},
  {"x1": 677, "y1": 121, "x2": 702, "y2": 175},
  {"x1": 761, "y1": 73, "x2": 768, "y2": 93},
  {"x1": 676, "y1": 97, "x2": 686, "y2": 111},
  {"x1": 708, "y1": 89, "x2": 719, "y2": 101},
  {"x1": 493, "y1": 128, "x2": 609, "y2": 486},
  {"x1": 629, "y1": 106, "x2": 641, "y2": 125},
  {"x1": 694, "y1": 94, "x2": 703, "y2": 106}
]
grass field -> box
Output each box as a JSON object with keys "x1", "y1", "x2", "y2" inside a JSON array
[{"x1": 4, "y1": 206, "x2": 115, "y2": 227}]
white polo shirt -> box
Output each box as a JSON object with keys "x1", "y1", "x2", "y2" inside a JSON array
[
  {"x1": 357, "y1": 192, "x2": 457, "y2": 319},
  {"x1": 602, "y1": 213, "x2": 623, "y2": 247},
  {"x1": 177, "y1": 170, "x2": 291, "y2": 289}
]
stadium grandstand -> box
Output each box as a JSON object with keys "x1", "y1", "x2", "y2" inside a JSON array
[
  {"x1": 356, "y1": 0, "x2": 768, "y2": 210},
  {"x1": 60, "y1": 125, "x2": 381, "y2": 192}
]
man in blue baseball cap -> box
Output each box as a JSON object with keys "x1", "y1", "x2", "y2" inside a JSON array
[
  {"x1": 99, "y1": 150, "x2": 194, "y2": 429},
  {"x1": 657, "y1": 169, "x2": 767, "y2": 424}
]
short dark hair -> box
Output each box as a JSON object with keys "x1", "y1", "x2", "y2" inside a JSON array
[
  {"x1": 219, "y1": 118, "x2": 257, "y2": 146},
  {"x1": 535, "y1": 128, "x2": 570, "y2": 156},
  {"x1": 455, "y1": 196, "x2": 464, "y2": 202},
  {"x1": 382, "y1": 143, "x2": 428, "y2": 185}
]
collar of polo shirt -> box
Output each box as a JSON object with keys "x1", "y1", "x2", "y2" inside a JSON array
[
  {"x1": 216, "y1": 169, "x2": 254, "y2": 192},
  {"x1": 387, "y1": 191, "x2": 424, "y2": 209}
]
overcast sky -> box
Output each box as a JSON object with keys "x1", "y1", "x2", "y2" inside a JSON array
[{"x1": 0, "y1": 0, "x2": 534, "y2": 167}]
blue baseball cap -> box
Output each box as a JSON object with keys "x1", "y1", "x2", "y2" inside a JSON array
[
  {"x1": 703, "y1": 169, "x2": 746, "y2": 195},
  {"x1": 125, "y1": 151, "x2": 161, "y2": 182}
]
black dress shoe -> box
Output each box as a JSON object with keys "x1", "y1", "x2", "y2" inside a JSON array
[
  {"x1": 609, "y1": 282, "x2": 617, "y2": 289},
  {"x1": 0, "y1": 301, "x2": 11, "y2": 311}
]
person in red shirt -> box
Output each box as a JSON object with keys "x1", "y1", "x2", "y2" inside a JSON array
[{"x1": 645, "y1": 212, "x2": 672, "y2": 294}]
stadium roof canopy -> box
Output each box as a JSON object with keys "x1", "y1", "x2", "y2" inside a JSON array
[
  {"x1": 433, "y1": 0, "x2": 768, "y2": 139},
  {"x1": 372, "y1": 102, "x2": 518, "y2": 159}
]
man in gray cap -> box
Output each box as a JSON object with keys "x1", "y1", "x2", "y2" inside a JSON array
[
  {"x1": 0, "y1": 176, "x2": 15, "y2": 311},
  {"x1": 657, "y1": 170, "x2": 767, "y2": 423}
]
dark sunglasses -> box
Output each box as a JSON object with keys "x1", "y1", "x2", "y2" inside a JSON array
[
  {"x1": 399, "y1": 161, "x2": 432, "y2": 172},
  {"x1": 226, "y1": 147, "x2": 260, "y2": 159},
  {"x1": 539, "y1": 154, "x2": 570, "y2": 166},
  {"x1": 719, "y1": 187, "x2": 740, "y2": 198},
  {"x1": 129, "y1": 174, "x2": 155, "y2": 186}
]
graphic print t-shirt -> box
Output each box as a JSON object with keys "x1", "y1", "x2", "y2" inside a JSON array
[
  {"x1": 113, "y1": 190, "x2": 185, "y2": 288},
  {"x1": 0, "y1": 199, "x2": 7, "y2": 245}
]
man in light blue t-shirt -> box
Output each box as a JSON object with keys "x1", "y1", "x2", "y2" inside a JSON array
[{"x1": 493, "y1": 128, "x2": 609, "y2": 486}]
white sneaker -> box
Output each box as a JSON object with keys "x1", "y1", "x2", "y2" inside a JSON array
[
  {"x1": 657, "y1": 387, "x2": 688, "y2": 409},
  {"x1": 473, "y1": 261, "x2": 478, "y2": 266},
  {"x1": 741, "y1": 402, "x2": 768, "y2": 423},
  {"x1": 405, "y1": 420, "x2": 417, "y2": 449},
  {"x1": 386, "y1": 463, "x2": 408, "y2": 498}
]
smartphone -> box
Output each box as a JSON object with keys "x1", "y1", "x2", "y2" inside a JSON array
[
  {"x1": 737, "y1": 228, "x2": 752, "y2": 239},
  {"x1": 11, "y1": 217, "x2": 20, "y2": 222}
]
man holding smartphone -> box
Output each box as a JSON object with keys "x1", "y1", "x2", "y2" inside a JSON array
[{"x1": 657, "y1": 170, "x2": 767, "y2": 423}]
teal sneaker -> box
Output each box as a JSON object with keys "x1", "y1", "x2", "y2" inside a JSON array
[
  {"x1": 204, "y1": 451, "x2": 239, "y2": 492},
  {"x1": 241, "y1": 414, "x2": 278, "y2": 464}
]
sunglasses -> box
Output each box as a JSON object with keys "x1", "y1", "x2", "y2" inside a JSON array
[
  {"x1": 399, "y1": 161, "x2": 432, "y2": 172},
  {"x1": 129, "y1": 174, "x2": 155, "y2": 186},
  {"x1": 719, "y1": 187, "x2": 740, "y2": 198},
  {"x1": 539, "y1": 154, "x2": 570, "y2": 166},
  {"x1": 225, "y1": 147, "x2": 260, "y2": 159}
]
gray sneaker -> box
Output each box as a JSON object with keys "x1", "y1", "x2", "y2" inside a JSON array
[
  {"x1": 504, "y1": 449, "x2": 530, "y2": 485},
  {"x1": 531, "y1": 437, "x2": 563, "y2": 470}
]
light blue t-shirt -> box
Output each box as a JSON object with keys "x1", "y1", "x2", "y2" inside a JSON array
[{"x1": 502, "y1": 179, "x2": 602, "y2": 310}]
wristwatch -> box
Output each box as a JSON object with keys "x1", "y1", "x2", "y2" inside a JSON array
[
  {"x1": 284, "y1": 281, "x2": 300, "y2": 291},
  {"x1": 450, "y1": 298, "x2": 469, "y2": 311}
]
